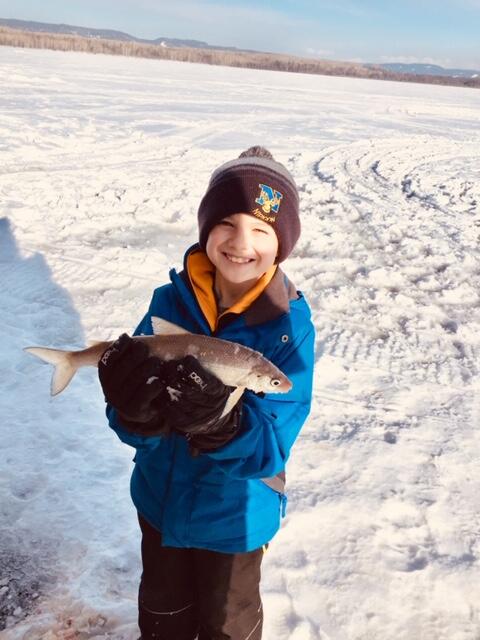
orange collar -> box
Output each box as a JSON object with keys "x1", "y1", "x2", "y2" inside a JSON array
[{"x1": 187, "y1": 249, "x2": 277, "y2": 332}]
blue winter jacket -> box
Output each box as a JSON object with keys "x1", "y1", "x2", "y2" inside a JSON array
[{"x1": 107, "y1": 247, "x2": 315, "y2": 553}]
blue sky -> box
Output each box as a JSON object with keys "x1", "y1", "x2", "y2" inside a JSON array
[{"x1": 2, "y1": 0, "x2": 479, "y2": 69}]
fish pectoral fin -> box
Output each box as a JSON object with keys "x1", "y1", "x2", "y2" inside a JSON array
[
  {"x1": 151, "y1": 316, "x2": 192, "y2": 336},
  {"x1": 220, "y1": 386, "x2": 246, "y2": 418}
]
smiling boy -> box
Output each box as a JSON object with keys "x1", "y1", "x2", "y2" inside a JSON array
[
  {"x1": 98, "y1": 146, "x2": 315, "y2": 640},
  {"x1": 206, "y1": 213, "x2": 279, "y2": 307}
]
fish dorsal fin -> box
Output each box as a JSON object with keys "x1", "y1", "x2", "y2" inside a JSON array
[{"x1": 151, "y1": 316, "x2": 192, "y2": 336}]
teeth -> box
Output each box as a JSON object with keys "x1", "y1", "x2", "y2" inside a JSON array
[{"x1": 225, "y1": 254, "x2": 252, "y2": 264}]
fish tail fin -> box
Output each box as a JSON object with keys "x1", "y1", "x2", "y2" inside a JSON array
[{"x1": 24, "y1": 347, "x2": 77, "y2": 396}]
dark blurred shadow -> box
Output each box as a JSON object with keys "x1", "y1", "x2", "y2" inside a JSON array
[
  {"x1": 0, "y1": 216, "x2": 83, "y2": 347},
  {"x1": 0, "y1": 216, "x2": 84, "y2": 630}
]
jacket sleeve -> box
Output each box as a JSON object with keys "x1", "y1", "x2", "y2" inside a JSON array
[{"x1": 203, "y1": 320, "x2": 315, "y2": 479}]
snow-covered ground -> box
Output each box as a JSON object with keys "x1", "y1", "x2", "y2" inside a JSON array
[{"x1": 1, "y1": 46, "x2": 480, "y2": 639}]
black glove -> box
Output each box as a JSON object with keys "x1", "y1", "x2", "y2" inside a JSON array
[
  {"x1": 98, "y1": 334, "x2": 170, "y2": 434},
  {"x1": 162, "y1": 355, "x2": 242, "y2": 454},
  {"x1": 185, "y1": 403, "x2": 242, "y2": 456}
]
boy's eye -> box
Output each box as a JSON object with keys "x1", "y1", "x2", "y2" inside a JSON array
[
  {"x1": 219, "y1": 220, "x2": 234, "y2": 227},
  {"x1": 254, "y1": 228, "x2": 267, "y2": 234}
]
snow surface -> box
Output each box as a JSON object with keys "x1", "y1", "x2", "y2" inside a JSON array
[{"x1": 1, "y1": 46, "x2": 480, "y2": 639}]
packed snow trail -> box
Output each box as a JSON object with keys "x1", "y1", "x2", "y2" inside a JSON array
[{"x1": 1, "y1": 46, "x2": 480, "y2": 639}]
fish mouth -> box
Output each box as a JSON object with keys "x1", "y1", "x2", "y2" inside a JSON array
[{"x1": 223, "y1": 252, "x2": 255, "y2": 264}]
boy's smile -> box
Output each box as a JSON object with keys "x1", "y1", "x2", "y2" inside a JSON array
[
  {"x1": 224, "y1": 254, "x2": 254, "y2": 264},
  {"x1": 206, "y1": 213, "x2": 279, "y2": 307}
]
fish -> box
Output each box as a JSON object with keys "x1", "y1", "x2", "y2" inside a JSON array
[{"x1": 24, "y1": 317, "x2": 293, "y2": 416}]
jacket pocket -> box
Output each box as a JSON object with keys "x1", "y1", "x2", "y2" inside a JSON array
[{"x1": 257, "y1": 475, "x2": 288, "y2": 518}]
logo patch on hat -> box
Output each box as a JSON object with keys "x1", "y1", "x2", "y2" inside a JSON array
[{"x1": 255, "y1": 184, "x2": 283, "y2": 216}]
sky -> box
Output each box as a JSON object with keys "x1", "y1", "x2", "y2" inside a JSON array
[{"x1": 1, "y1": 0, "x2": 480, "y2": 70}]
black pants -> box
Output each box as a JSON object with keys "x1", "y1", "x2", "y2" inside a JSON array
[{"x1": 138, "y1": 514, "x2": 265, "y2": 640}]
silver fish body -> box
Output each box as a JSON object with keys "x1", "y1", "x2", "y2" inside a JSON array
[{"x1": 24, "y1": 316, "x2": 292, "y2": 398}]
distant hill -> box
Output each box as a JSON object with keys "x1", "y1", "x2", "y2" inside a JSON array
[
  {"x1": 0, "y1": 17, "x2": 243, "y2": 51},
  {"x1": 373, "y1": 62, "x2": 479, "y2": 80},
  {"x1": 1, "y1": 17, "x2": 479, "y2": 89}
]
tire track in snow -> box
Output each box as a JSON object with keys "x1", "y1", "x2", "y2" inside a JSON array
[
  {"x1": 319, "y1": 320, "x2": 478, "y2": 387},
  {"x1": 283, "y1": 142, "x2": 480, "y2": 591},
  {"x1": 289, "y1": 139, "x2": 480, "y2": 395}
]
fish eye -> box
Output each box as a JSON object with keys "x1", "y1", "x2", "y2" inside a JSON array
[{"x1": 271, "y1": 379, "x2": 281, "y2": 387}]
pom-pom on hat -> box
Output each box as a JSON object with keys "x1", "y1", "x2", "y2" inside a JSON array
[{"x1": 198, "y1": 146, "x2": 300, "y2": 262}]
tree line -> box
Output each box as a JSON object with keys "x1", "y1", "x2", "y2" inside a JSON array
[{"x1": 1, "y1": 26, "x2": 478, "y2": 89}]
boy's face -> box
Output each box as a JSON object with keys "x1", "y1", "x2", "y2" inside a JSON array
[{"x1": 206, "y1": 213, "x2": 279, "y2": 285}]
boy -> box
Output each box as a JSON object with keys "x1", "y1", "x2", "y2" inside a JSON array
[{"x1": 98, "y1": 146, "x2": 315, "y2": 640}]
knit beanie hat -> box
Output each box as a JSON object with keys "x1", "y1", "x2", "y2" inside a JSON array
[{"x1": 197, "y1": 146, "x2": 300, "y2": 262}]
